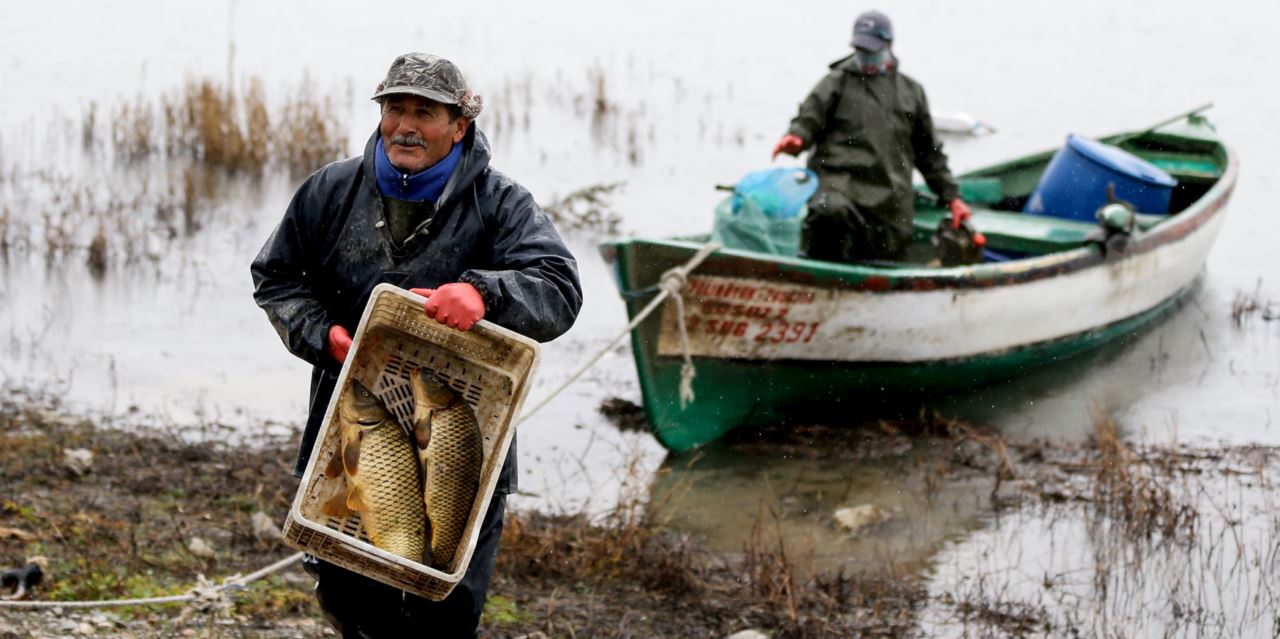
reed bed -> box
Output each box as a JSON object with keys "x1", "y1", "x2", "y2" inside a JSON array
[
  {"x1": 99, "y1": 75, "x2": 347, "y2": 176},
  {"x1": 0, "y1": 205, "x2": 19, "y2": 255},
  {"x1": 1087, "y1": 414, "x2": 1197, "y2": 542},
  {"x1": 0, "y1": 75, "x2": 350, "y2": 274},
  {"x1": 925, "y1": 413, "x2": 1279, "y2": 637},
  {"x1": 494, "y1": 494, "x2": 923, "y2": 638},
  {"x1": 1231, "y1": 280, "x2": 1277, "y2": 324},
  {"x1": 540, "y1": 182, "x2": 624, "y2": 233}
]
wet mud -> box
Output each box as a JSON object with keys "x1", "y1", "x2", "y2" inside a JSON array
[{"x1": 5, "y1": 394, "x2": 1275, "y2": 637}]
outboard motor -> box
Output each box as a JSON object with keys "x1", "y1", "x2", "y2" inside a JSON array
[
  {"x1": 1087, "y1": 184, "x2": 1138, "y2": 255},
  {"x1": 933, "y1": 216, "x2": 986, "y2": 266}
]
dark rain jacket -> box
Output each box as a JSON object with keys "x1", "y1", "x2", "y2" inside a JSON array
[
  {"x1": 787, "y1": 55, "x2": 958, "y2": 238},
  {"x1": 250, "y1": 125, "x2": 583, "y2": 493}
]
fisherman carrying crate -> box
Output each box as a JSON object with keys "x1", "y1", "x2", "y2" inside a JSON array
[{"x1": 251, "y1": 52, "x2": 583, "y2": 637}]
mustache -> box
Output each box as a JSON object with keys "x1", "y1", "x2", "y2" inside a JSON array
[{"x1": 389, "y1": 134, "x2": 428, "y2": 148}]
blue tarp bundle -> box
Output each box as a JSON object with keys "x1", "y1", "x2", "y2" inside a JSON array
[{"x1": 711, "y1": 167, "x2": 818, "y2": 256}]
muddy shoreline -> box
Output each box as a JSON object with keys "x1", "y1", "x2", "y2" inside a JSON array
[{"x1": 2, "y1": 394, "x2": 1276, "y2": 638}]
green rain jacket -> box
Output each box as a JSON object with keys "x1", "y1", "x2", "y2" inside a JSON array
[{"x1": 787, "y1": 55, "x2": 959, "y2": 239}]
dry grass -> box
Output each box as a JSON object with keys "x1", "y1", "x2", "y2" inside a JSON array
[
  {"x1": 1088, "y1": 414, "x2": 1197, "y2": 541},
  {"x1": 4, "y1": 73, "x2": 349, "y2": 274},
  {"x1": 1231, "y1": 290, "x2": 1260, "y2": 325},
  {"x1": 540, "y1": 182, "x2": 624, "y2": 233},
  {"x1": 20, "y1": 180, "x2": 199, "y2": 272},
  {"x1": 111, "y1": 97, "x2": 156, "y2": 161},
  {"x1": 586, "y1": 63, "x2": 612, "y2": 118},
  {"x1": 742, "y1": 503, "x2": 802, "y2": 632},
  {"x1": 81, "y1": 101, "x2": 98, "y2": 150},
  {"x1": 41, "y1": 209, "x2": 75, "y2": 258},
  {"x1": 86, "y1": 223, "x2": 108, "y2": 277},
  {"x1": 0, "y1": 396, "x2": 310, "y2": 633},
  {"x1": 272, "y1": 82, "x2": 347, "y2": 176},
  {"x1": 0, "y1": 205, "x2": 19, "y2": 254},
  {"x1": 99, "y1": 75, "x2": 347, "y2": 176},
  {"x1": 497, "y1": 454, "x2": 702, "y2": 598},
  {"x1": 490, "y1": 441, "x2": 929, "y2": 638},
  {"x1": 1231, "y1": 280, "x2": 1276, "y2": 324},
  {"x1": 880, "y1": 409, "x2": 1018, "y2": 500}
]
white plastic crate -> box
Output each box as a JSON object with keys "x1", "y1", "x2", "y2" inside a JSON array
[{"x1": 282, "y1": 283, "x2": 539, "y2": 600}]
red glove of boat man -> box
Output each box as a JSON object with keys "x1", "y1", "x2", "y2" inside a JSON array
[
  {"x1": 771, "y1": 134, "x2": 805, "y2": 161},
  {"x1": 948, "y1": 198, "x2": 972, "y2": 229},
  {"x1": 325, "y1": 283, "x2": 485, "y2": 364}
]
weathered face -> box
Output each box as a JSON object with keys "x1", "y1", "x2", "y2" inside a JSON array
[{"x1": 378, "y1": 94, "x2": 470, "y2": 174}]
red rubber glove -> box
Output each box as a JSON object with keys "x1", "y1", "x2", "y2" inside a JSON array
[
  {"x1": 410, "y1": 283, "x2": 485, "y2": 331},
  {"x1": 327, "y1": 324, "x2": 352, "y2": 364},
  {"x1": 949, "y1": 198, "x2": 972, "y2": 229},
  {"x1": 771, "y1": 134, "x2": 805, "y2": 160}
]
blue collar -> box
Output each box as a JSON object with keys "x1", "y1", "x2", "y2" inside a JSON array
[{"x1": 374, "y1": 137, "x2": 462, "y2": 203}]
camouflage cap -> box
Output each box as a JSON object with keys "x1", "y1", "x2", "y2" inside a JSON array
[{"x1": 371, "y1": 52, "x2": 483, "y2": 119}]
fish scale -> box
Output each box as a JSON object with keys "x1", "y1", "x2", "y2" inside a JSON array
[
  {"x1": 355, "y1": 421, "x2": 427, "y2": 563},
  {"x1": 411, "y1": 371, "x2": 484, "y2": 570},
  {"x1": 424, "y1": 406, "x2": 483, "y2": 568}
]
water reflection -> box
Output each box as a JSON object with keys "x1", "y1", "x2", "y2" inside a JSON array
[{"x1": 650, "y1": 422, "x2": 1000, "y2": 577}]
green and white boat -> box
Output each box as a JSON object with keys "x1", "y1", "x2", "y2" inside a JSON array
[{"x1": 600, "y1": 111, "x2": 1237, "y2": 452}]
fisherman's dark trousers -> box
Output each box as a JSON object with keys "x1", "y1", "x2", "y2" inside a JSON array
[
  {"x1": 303, "y1": 492, "x2": 507, "y2": 639},
  {"x1": 800, "y1": 172, "x2": 909, "y2": 263}
]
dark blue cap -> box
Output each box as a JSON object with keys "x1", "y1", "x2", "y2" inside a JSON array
[{"x1": 851, "y1": 10, "x2": 893, "y2": 52}]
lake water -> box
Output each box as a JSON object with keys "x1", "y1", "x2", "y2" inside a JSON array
[{"x1": 3, "y1": 1, "x2": 1278, "y2": 634}]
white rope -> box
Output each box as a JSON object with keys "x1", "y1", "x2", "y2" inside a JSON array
[
  {"x1": 516, "y1": 241, "x2": 720, "y2": 424},
  {"x1": 660, "y1": 268, "x2": 697, "y2": 408},
  {"x1": 0, "y1": 552, "x2": 304, "y2": 610},
  {"x1": 0, "y1": 243, "x2": 720, "y2": 613}
]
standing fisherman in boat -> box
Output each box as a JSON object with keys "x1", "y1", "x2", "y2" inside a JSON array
[{"x1": 773, "y1": 10, "x2": 972, "y2": 263}]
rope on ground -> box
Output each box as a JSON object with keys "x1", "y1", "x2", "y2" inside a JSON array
[
  {"x1": 1, "y1": 243, "x2": 721, "y2": 613},
  {"x1": 516, "y1": 241, "x2": 720, "y2": 424},
  {"x1": 0, "y1": 552, "x2": 305, "y2": 611}
]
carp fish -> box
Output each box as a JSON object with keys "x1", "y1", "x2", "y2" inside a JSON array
[
  {"x1": 322, "y1": 380, "x2": 426, "y2": 563},
  {"x1": 410, "y1": 369, "x2": 484, "y2": 569}
]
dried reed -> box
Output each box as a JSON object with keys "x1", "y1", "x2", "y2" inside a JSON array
[
  {"x1": 0, "y1": 206, "x2": 17, "y2": 254},
  {"x1": 1089, "y1": 414, "x2": 1197, "y2": 541},
  {"x1": 96, "y1": 75, "x2": 347, "y2": 176},
  {"x1": 86, "y1": 223, "x2": 108, "y2": 276},
  {"x1": 498, "y1": 456, "x2": 702, "y2": 596},
  {"x1": 81, "y1": 101, "x2": 98, "y2": 150},
  {"x1": 111, "y1": 97, "x2": 155, "y2": 162},
  {"x1": 1230, "y1": 280, "x2": 1274, "y2": 324},
  {"x1": 273, "y1": 82, "x2": 347, "y2": 176},
  {"x1": 1231, "y1": 289, "x2": 1259, "y2": 325},
  {"x1": 541, "y1": 182, "x2": 624, "y2": 233},
  {"x1": 742, "y1": 503, "x2": 801, "y2": 632},
  {"x1": 587, "y1": 64, "x2": 611, "y2": 117}
]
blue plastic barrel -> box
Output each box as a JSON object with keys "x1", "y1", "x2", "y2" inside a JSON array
[{"x1": 1023, "y1": 134, "x2": 1177, "y2": 220}]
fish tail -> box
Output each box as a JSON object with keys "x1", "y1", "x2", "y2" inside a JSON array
[{"x1": 319, "y1": 483, "x2": 354, "y2": 518}]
